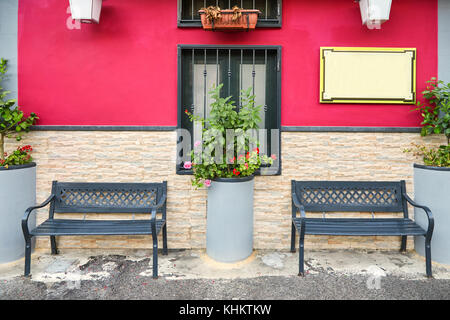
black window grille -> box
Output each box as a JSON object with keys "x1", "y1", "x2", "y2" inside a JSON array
[
  {"x1": 178, "y1": 0, "x2": 282, "y2": 27},
  {"x1": 177, "y1": 45, "x2": 281, "y2": 175}
]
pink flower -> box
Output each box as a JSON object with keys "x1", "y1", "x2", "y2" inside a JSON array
[
  {"x1": 194, "y1": 140, "x2": 201, "y2": 147},
  {"x1": 271, "y1": 154, "x2": 277, "y2": 160},
  {"x1": 183, "y1": 161, "x2": 192, "y2": 169},
  {"x1": 204, "y1": 179, "x2": 211, "y2": 187}
]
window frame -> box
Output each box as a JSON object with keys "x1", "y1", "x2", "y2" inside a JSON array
[
  {"x1": 176, "y1": 44, "x2": 282, "y2": 175},
  {"x1": 177, "y1": 0, "x2": 282, "y2": 28}
]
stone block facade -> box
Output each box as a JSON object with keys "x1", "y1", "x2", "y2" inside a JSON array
[{"x1": 5, "y1": 130, "x2": 445, "y2": 251}]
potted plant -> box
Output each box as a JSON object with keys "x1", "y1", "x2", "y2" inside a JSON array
[
  {"x1": 198, "y1": 6, "x2": 261, "y2": 31},
  {"x1": 0, "y1": 58, "x2": 38, "y2": 263},
  {"x1": 405, "y1": 77, "x2": 450, "y2": 265},
  {"x1": 184, "y1": 84, "x2": 274, "y2": 263}
]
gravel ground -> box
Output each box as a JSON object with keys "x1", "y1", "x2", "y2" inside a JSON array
[{"x1": 0, "y1": 254, "x2": 449, "y2": 300}]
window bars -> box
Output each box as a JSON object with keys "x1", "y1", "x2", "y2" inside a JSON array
[{"x1": 178, "y1": 46, "x2": 281, "y2": 175}]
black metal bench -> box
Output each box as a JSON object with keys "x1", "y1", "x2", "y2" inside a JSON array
[
  {"x1": 22, "y1": 181, "x2": 168, "y2": 279},
  {"x1": 290, "y1": 180, "x2": 434, "y2": 278}
]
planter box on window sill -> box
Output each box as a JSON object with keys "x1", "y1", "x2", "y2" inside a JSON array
[
  {"x1": 199, "y1": 9, "x2": 260, "y2": 31},
  {"x1": 177, "y1": 0, "x2": 282, "y2": 28}
]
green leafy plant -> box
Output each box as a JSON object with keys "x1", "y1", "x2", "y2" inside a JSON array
[
  {"x1": 405, "y1": 78, "x2": 450, "y2": 167},
  {"x1": 0, "y1": 145, "x2": 34, "y2": 168},
  {"x1": 415, "y1": 77, "x2": 450, "y2": 144},
  {"x1": 0, "y1": 58, "x2": 38, "y2": 167},
  {"x1": 184, "y1": 84, "x2": 275, "y2": 188}
]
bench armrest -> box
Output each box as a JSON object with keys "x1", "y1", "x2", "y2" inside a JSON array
[
  {"x1": 22, "y1": 194, "x2": 55, "y2": 238},
  {"x1": 292, "y1": 192, "x2": 306, "y2": 218},
  {"x1": 403, "y1": 192, "x2": 434, "y2": 240},
  {"x1": 149, "y1": 193, "x2": 167, "y2": 234},
  {"x1": 149, "y1": 193, "x2": 167, "y2": 212}
]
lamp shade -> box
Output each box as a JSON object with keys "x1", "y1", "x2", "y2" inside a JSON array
[
  {"x1": 69, "y1": 0, "x2": 103, "y2": 24},
  {"x1": 359, "y1": 0, "x2": 392, "y2": 27}
]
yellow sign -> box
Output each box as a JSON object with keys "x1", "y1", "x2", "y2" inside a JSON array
[{"x1": 320, "y1": 47, "x2": 416, "y2": 104}]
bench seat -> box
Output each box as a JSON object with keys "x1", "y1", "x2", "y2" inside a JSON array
[
  {"x1": 292, "y1": 218, "x2": 426, "y2": 236},
  {"x1": 31, "y1": 219, "x2": 166, "y2": 236}
]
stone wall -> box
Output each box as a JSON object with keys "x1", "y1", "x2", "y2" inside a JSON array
[{"x1": 6, "y1": 130, "x2": 446, "y2": 251}]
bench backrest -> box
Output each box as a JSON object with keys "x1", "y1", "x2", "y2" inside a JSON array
[
  {"x1": 50, "y1": 181, "x2": 167, "y2": 215},
  {"x1": 292, "y1": 180, "x2": 407, "y2": 213}
]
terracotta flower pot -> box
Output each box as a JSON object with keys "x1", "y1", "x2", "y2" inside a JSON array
[{"x1": 199, "y1": 9, "x2": 261, "y2": 31}]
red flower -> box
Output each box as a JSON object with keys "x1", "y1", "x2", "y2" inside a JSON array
[
  {"x1": 233, "y1": 168, "x2": 240, "y2": 176},
  {"x1": 246, "y1": 152, "x2": 250, "y2": 160},
  {"x1": 229, "y1": 157, "x2": 236, "y2": 163},
  {"x1": 253, "y1": 147, "x2": 259, "y2": 154},
  {"x1": 19, "y1": 145, "x2": 32, "y2": 153}
]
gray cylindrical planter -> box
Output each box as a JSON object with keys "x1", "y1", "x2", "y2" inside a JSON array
[
  {"x1": 414, "y1": 164, "x2": 450, "y2": 265},
  {"x1": 0, "y1": 163, "x2": 36, "y2": 263},
  {"x1": 206, "y1": 176, "x2": 254, "y2": 263}
]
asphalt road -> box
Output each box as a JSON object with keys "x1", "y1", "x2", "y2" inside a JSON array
[{"x1": 0, "y1": 255, "x2": 449, "y2": 300}]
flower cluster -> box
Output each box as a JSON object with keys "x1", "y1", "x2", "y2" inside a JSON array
[{"x1": 0, "y1": 145, "x2": 34, "y2": 168}]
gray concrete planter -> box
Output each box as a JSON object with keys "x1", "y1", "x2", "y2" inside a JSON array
[
  {"x1": 414, "y1": 164, "x2": 450, "y2": 265},
  {"x1": 206, "y1": 176, "x2": 254, "y2": 262},
  {"x1": 0, "y1": 163, "x2": 36, "y2": 263}
]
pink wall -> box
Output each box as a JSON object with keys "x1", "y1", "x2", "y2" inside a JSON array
[{"x1": 18, "y1": 0, "x2": 437, "y2": 127}]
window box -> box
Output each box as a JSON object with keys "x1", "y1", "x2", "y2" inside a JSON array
[
  {"x1": 178, "y1": 0, "x2": 282, "y2": 28},
  {"x1": 199, "y1": 8, "x2": 261, "y2": 31}
]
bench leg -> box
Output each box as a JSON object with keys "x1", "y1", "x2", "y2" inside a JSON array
[
  {"x1": 400, "y1": 235, "x2": 407, "y2": 252},
  {"x1": 24, "y1": 237, "x2": 32, "y2": 277},
  {"x1": 152, "y1": 235, "x2": 158, "y2": 279},
  {"x1": 298, "y1": 227, "x2": 305, "y2": 277},
  {"x1": 50, "y1": 236, "x2": 58, "y2": 255},
  {"x1": 290, "y1": 222, "x2": 296, "y2": 253},
  {"x1": 162, "y1": 224, "x2": 168, "y2": 255},
  {"x1": 425, "y1": 238, "x2": 432, "y2": 278}
]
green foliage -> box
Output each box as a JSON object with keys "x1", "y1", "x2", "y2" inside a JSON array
[
  {"x1": 404, "y1": 143, "x2": 450, "y2": 168},
  {"x1": 0, "y1": 145, "x2": 33, "y2": 168},
  {"x1": 414, "y1": 77, "x2": 450, "y2": 143},
  {"x1": 407, "y1": 78, "x2": 450, "y2": 167},
  {"x1": 0, "y1": 58, "x2": 38, "y2": 164},
  {"x1": 185, "y1": 84, "x2": 275, "y2": 188}
]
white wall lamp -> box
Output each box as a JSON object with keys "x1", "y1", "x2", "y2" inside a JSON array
[
  {"x1": 69, "y1": 0, "x2": 103, "y2": 24},
  {"x1": 358, "y1": 0, "x2": 392, "y2": 29}
]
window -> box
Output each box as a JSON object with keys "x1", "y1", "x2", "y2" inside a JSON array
[
  {"x1": 177, "y1": 45, "x2": 281, "y2": 175},
  {"x1": 178, "y1": 0, "x2": 282, "y2": 27}
]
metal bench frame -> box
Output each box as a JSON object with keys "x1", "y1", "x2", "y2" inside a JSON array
[
  {"x1": 22, "y1": 181, "x2": 168, "y2": 279},
  {"x1": 290, "y1": 180, "x2": 434, "y2": 278}
]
